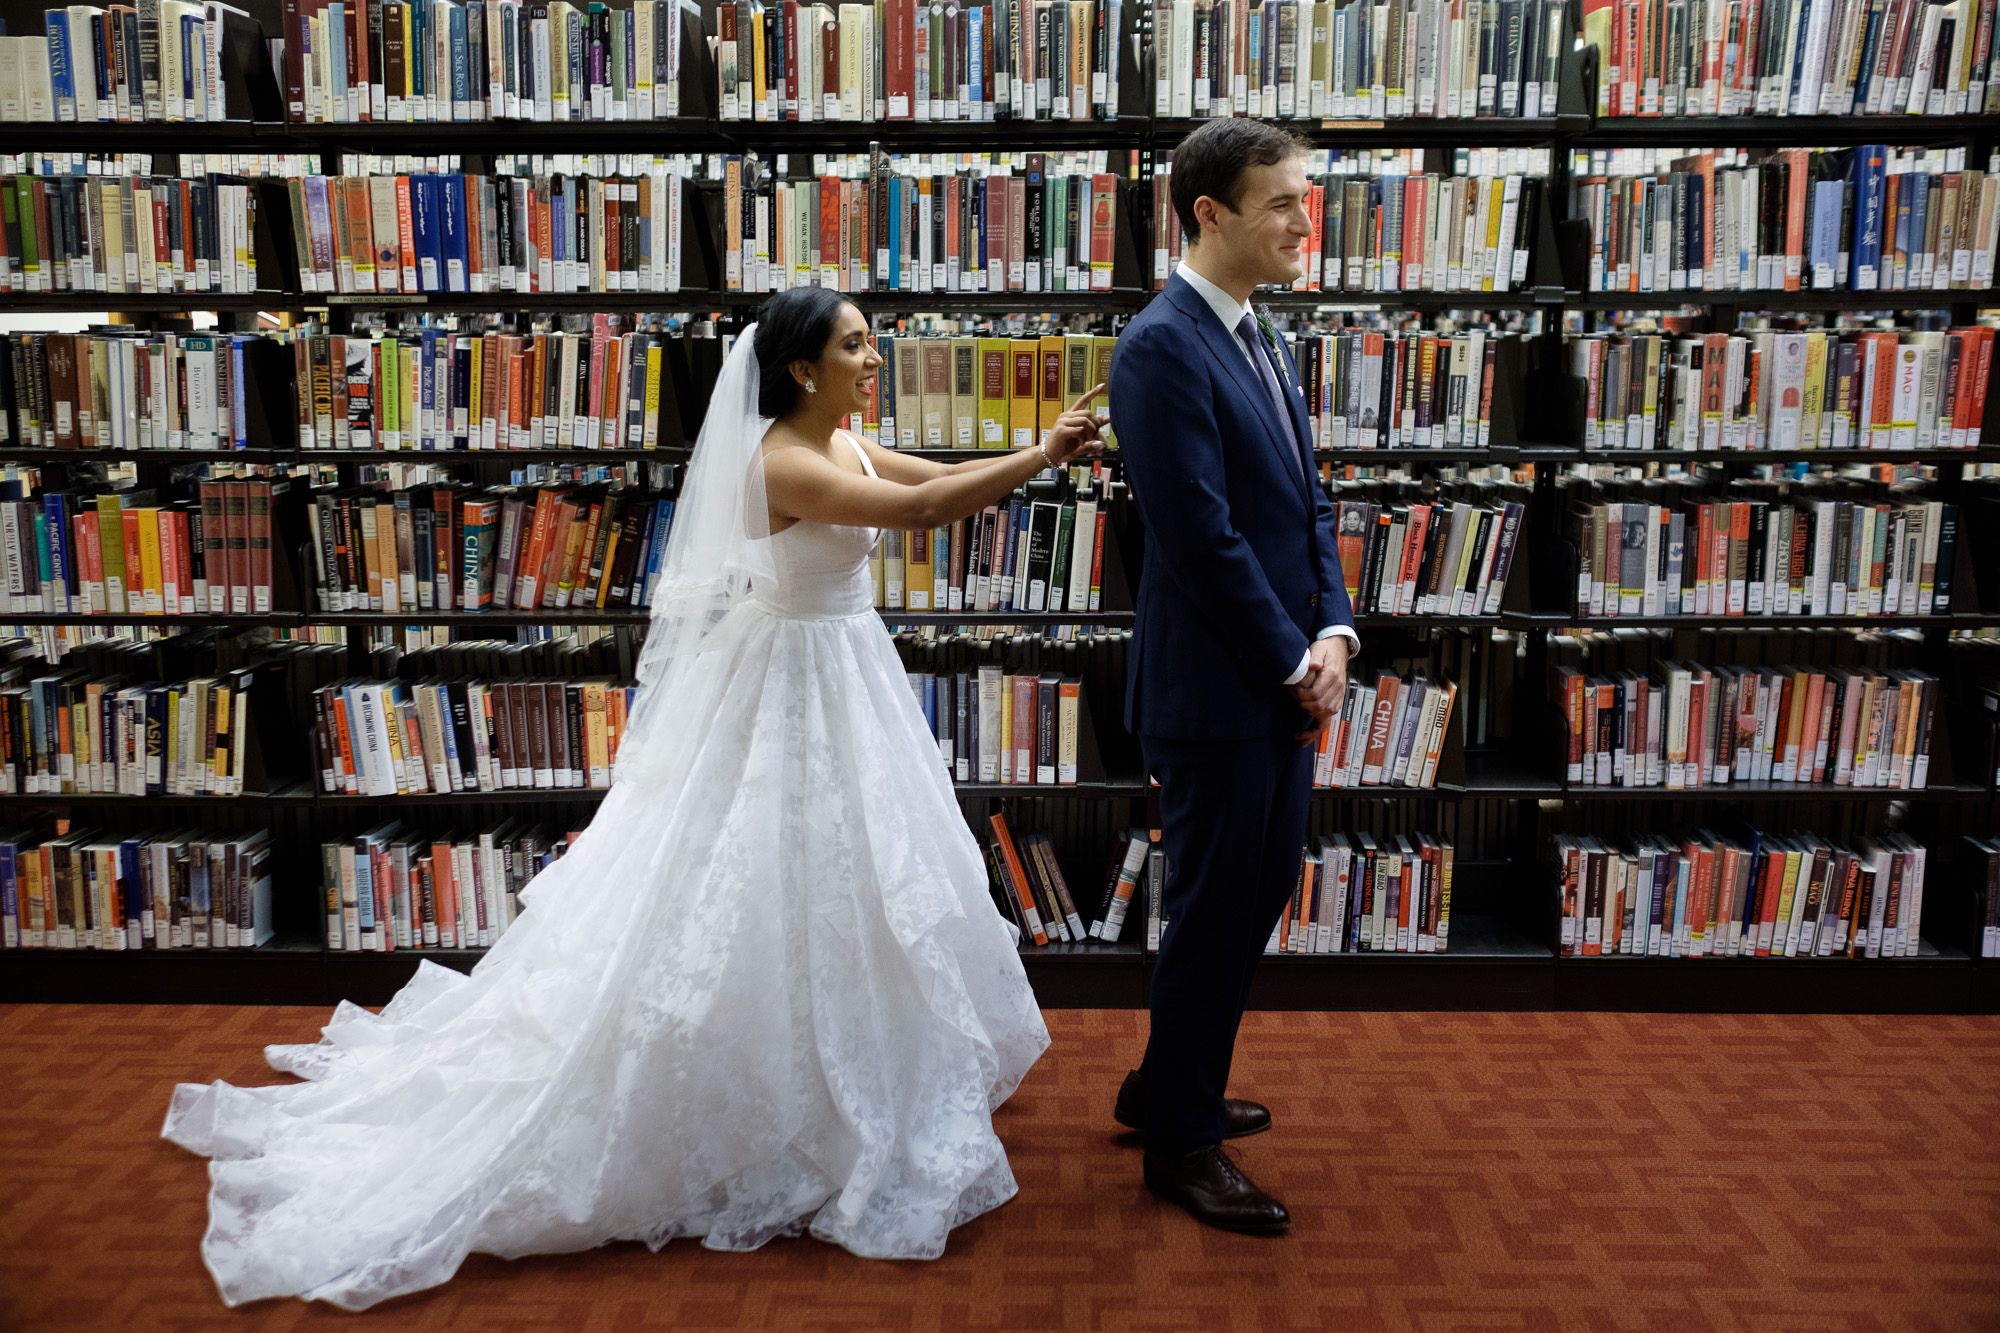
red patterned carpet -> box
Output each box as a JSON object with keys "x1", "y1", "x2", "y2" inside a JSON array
[{"x1": 3, "y1": 1005, "x2": 1997, "y2": 1332}]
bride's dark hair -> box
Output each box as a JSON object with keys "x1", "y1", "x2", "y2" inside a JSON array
[{"x1": 755, "y1": 287, "x2": 857, "y2": 419}]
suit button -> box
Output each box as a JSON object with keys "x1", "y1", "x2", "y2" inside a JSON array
[{"x1": 1309, "y1": 593, "x2": 1320, "y2": 606}]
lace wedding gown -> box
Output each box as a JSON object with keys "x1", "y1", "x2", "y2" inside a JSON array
[{"x1": 162, "y1": 434, "x2": 1050, "y2": 1310}]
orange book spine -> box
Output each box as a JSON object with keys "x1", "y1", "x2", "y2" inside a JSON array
[
  {"x1": 987, "y1": 812, "x2": 1048, "y2": 945},
  {"x1": 429, "y1": 841, "x2": 460, "y2": 948},
  {"x1": 512, "y1": 491, "x2": 558, "y2": 608}
]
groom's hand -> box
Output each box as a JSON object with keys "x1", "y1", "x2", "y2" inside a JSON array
[{"x1": 1289, "y1": 637, "x2": 1349, "y2": 744}]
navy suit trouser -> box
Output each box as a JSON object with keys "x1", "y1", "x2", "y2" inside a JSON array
[{"x1": 1137, "y1": 727, "x2": 1314, "y2": 1156}]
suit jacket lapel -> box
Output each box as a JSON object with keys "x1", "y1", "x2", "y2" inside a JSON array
[{"x1": 1164, "y1": 275, "x2": 1311, "y2": 508}]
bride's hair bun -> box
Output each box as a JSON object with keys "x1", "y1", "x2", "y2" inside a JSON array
[{"x1": 755, "y1": 287, "x2": 856, "y2": 418}]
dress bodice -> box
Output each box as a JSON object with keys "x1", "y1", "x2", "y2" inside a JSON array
[{"x1": 754, "y1": 432, "x2": 881, "y2": 620}]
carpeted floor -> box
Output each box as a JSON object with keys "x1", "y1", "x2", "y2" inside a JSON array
[{"x1": 2, "y1": 1004, "x2": 1996, "y2": 1333}]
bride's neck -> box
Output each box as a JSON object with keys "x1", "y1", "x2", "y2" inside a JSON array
[{"x1": 780, "y1": 403, "x2": 851, "y2": 448}]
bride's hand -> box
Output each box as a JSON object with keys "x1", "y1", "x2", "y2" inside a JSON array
[{"x1": 1042, "y1": 384, "x2": 1110, "y2": 465}]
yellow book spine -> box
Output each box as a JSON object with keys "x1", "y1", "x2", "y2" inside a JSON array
[{"x1": 136, "y1": 509, "x2": 165, "y2": 615}]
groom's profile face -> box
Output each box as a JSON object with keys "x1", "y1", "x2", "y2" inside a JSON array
[{"x1": 1201, "y1": 156, "x2": 1314, "y2": 290}]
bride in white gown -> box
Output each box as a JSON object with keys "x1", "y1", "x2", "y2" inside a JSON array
[{"x1": 161, "y1": 287, "x2": 1109, "y2": 1310}]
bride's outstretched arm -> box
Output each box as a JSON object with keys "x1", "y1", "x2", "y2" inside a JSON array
[{"x1": 766, "y1": 388, "x2": 1107, "y2": 531}]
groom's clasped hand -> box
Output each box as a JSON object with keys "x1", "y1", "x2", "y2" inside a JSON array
[{"x1": 1289, "y1": 636, "x2": 1349, "y2": 745}]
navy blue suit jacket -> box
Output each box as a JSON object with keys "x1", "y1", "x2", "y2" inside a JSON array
[{"x1": 1110, "y1": 272, "x2": 1356, "y2": 740}]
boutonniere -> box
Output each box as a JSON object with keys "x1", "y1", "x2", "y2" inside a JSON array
[{"x1": 1254, "y1": 304, "x2": 1293, "y2": 389}]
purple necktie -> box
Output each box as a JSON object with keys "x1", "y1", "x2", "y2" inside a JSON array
[{"x1": 1237, "y1": 312, "x2": 1304, "y2": 482}]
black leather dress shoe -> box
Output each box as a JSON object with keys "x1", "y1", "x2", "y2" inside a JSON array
[
  {"x1": 1143, "y1": 1145, "x2": 1291, "y2": 1235},
  {"x1": 1113, "y1": 1069, "x2": 1272, "y2": 1139}
]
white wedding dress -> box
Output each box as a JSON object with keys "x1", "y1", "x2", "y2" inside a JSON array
[{"x1": 162, "y1": 432, "x2": 1050, "y2": 1311}]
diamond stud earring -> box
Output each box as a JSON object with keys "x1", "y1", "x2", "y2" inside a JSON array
[{"x1": 804, "y1": 380, "x2": 818, "y2": 394}]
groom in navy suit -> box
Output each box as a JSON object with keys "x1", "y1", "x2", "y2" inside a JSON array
[{"x1": 1108, "y1": 119, "x2": 1357, "y2": 1235}]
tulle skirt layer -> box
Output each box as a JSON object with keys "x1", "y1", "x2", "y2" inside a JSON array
[{"x1": 161, "y1": 602, "x2": 1050, "y2": 1310}]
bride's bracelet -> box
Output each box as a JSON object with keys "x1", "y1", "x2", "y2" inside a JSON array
[{"x1": 1037, "y1": 440, "x2": 1055, "y2": 467}]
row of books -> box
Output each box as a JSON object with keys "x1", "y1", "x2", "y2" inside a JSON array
[
  {"x1": 1296, "y1": 328, "x2": 1513, "y2": 451},
  {"x1": 1269, "y1": 832, "x2": 1458, "y2": 953},
  {"x1": 1571, "y1": 146, "x2": 1999, "y2": 295},
  {"x1": 282, "y1": 0, "x2": 691, "y2": 125},
  {"x1": 1585, "y1": 0, "x2": 2000, "y2": 119},
  {"x1": 716, "y1": 0, "x2": 1126, "y2": 122},
  {"x1": 880, "y1": 331, "x2": 1116, "y2": 452},
  {"x1": 5, "y1": 330, "x2": 279, "y2": 452},
  {"x1": 869, "y1": 470, "x2": 1111, "y2": 613},
  {"x1": 1554, "y1": 828, "x2": 1930, "y2": 959},
  {"x1": 0, "y1": 665, "x2": 268, "y2": 796},
  {"x1": 1332, "y1": 495, "x2": 1525, "y2": 616},
  {"x1": 285, "y1": 166, "x2": 688, "y2": 295},
  {"x1": 1551, "y1": 662, "x2": 1940, "y2": 789},
  {"x1": 1563, "y1": 490, "x2": 1962, "y2": 619},
  {"x1": 720, "y1": 153, "x2": 1122, "y2": 294},
  {"x1": 324, "y1": 819, "x2": 580, "y2": 952},
  {"x1": 1155, "y1": 163, "x2": 1547, "y2": 296},
  {"x1": 1311, "y1": 670, "x2": 1460, "y2": 789},
  {"x1": 0, "y1": 4, "x2": 252, "y2": 124},
  {"x1": 890, "y1": 640, "x2": 1087, "y2": 784},
  {"x1": 0, "y1": 170, "x2": 266, "y2": 294},
  {"x1": 306, "y1": 482, "x2": 676, "y2": 613},
  {"x1": 0, "y1": 826, "x2": 274, "y2": 951},
  {"x1": 311, "y1": 675, "x2": 637, "y2": 795},
  {"x1": 983, "y1": 811, "x2": 1140, "y2": 946},
  {"x1": 1150, "y1": 0, "x2": 1569, "y2": 120},
  {"x1": 0, "y1": 482, "x2": 282, "y2": 617},
  {"x1": 1567, "y1": 326, "x2": 1997, "y2": 454},
  {"x1": 290, "y1": 320, "x2": 703, "y2": 453}
]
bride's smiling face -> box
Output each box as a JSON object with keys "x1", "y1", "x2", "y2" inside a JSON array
[{"x1": 792, "y1": 304, "x2": 883, "y2": 416}]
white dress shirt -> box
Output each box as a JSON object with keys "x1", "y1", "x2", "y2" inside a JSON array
[{"x1": 1176, "y1": 261, "x2": 1358, "y2": 687}]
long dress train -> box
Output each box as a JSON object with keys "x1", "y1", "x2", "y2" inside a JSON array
[{"x1": 161, "y1": 433, "x2": 1050, "y2": 1310}]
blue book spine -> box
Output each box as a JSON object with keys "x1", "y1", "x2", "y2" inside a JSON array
[
  {"x1": 32, "y1": 511, "x2": 49, "y2": 609},
  {"x1": 977, "y1": 176, "x2": 990, "y2": 288},
  {"x1": 1809, "y1": 179, "x2": 1842, "y2": 288},
  {"x1": 0, "y1": 845, "x2": 17, "y2": 946},
  {"x1": 410, "y1": 0, "x2": 427, "y2": 101},
  {"x1": 120, "y1": 838, "x2": 145, "y2": 944},
  {"x1": 1852, "y1": 2, "x2": 1884, "y2": 110},
  {"x1": 43, "y1": 495, "x2": 69, "y2": 613},
  {"x1": 440, "y1": 174, "x2": 468, "y2": 292},
  {"x1": 551, "y1": 180, "x2": 568, "y2": 278},
  {"x1": 887, "y1": 176, "x2": 902, "y2": 289},
  {"x1": 922, "y1": 675, "x2": 937, "y2": 734},
  {"x1": 877, "y1": 333, "x2": 895, "y2": 434},
  {"x1": 1000, "y1": 494, "x2": 1023, "y2": 606},
  {"x1": 410, "y1": 174, "x2": 440, "y2": 290},
  {"x1": 45, "y1": 10, "x2": 75, "y2": 121},
  {"x1": 182, "y1": 14, "x2": 201, "y2": 108},
  {"x1": 450, "y1": 4, "x2": 469, "y2": 116},
  {"x1": 1909, "y1": 170, "x2": 1930, "y2": 284},
  {"x1": 328, "y1": 4, "x2": 347, "y2": 116},
  {"x1": 144, "y1": 687, "x2": 166, "y2": 796},
  {"x1": 1684, "y1": 173, "x2": 1705, "y2": 287},
  {"x1": 231, "y1": 338, "x2": 248, "y2": 447},
  {"x1": 1783, "y1": 0, "x2": 1814, "y2": 112},
  {"x1": 354, "y1": 839, "x2": 376, "y2": 937},
  {"x1": 968, "y1": 7, "x2": 981, "y2": 115},
  {"x1": 640, "y1": 498, "x2": 673, "y2": 604}
]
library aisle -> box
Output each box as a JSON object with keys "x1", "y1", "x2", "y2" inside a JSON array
[{"x1": 4, "y1": 1002, "x2": 1996, "y2": 1331}]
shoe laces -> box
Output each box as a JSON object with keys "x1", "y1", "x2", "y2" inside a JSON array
[{"x1": 1200, "y1": 1144, "x2": 1252, "y2": 1189}]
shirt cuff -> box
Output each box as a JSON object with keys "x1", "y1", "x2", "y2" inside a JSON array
[{"x1": 1286, "y1": 627, "x2": 1357, "y2": 685}]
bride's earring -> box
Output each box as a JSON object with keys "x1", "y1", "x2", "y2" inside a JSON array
[{"x1": 804, "y1": 380, "x2": 818, "y2": 394}]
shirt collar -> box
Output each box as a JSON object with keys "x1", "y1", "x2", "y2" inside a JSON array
[{"x1": 1176, "y1": 261, "x2": 1254, "y2": 341}]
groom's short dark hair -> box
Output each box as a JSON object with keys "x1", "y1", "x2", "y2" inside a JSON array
[{"x1": 1171, "y1": 119, "x2": 1311, "y2": 247}]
